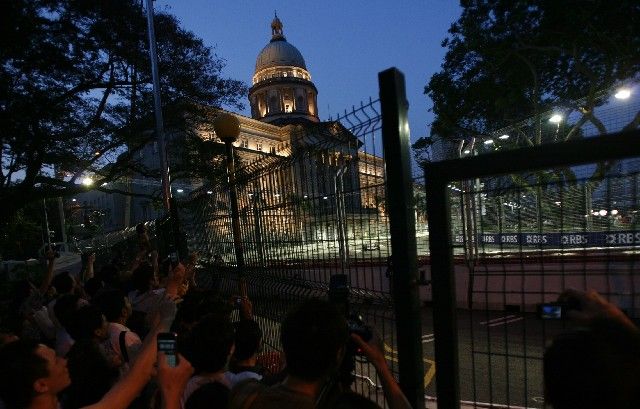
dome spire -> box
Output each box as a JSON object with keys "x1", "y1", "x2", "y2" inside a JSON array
[{"x1": 271, "y1": 11, "x2": 285, "y2": 41}]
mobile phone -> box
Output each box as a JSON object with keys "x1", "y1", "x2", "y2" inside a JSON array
[
  {"x1": 168, "y1": 250, "x2": 180, "y2": 270},
  {"x1": 537, "y1": 303, "x2": 563, "y2": 320},
  {"x1": 157, "y1": 332, "x2": 178, "y2": 367}
]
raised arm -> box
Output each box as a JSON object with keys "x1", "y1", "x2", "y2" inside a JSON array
[
  {"x1": 82, "y1": 252, "x2": 96, "y2": 282},
  {"x1": 38, "y1": 248, "x2": 56, "y2": 295},
  {"x1": 157, "y1": 352, "x2": 194, "y2": 409},
  {"x1": 84, "y1": 296, "x2": 178, "y2": 409},
  {"x1": 558, "y1": 288, "x2": 638, "y2": 333},
  {"x1": 351, "y1": 333, "x2": 412, "y2": 409}
]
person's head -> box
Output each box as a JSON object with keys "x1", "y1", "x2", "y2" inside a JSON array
[
  {"x1": 68, "y1": 305, "x2": 109, "y2": 342},
  {"x1": 135, "y1": 223, "x2": 147, "y2": 236},
  {"x1": 544, "y1": 319, "x2": 640, "y2": 409},
  {"x1": 173, "y1": 290, "x2": 232, "y2": 333},
  {"x1": 53, "y1": 293, "x2": 81, "y2": 332},
  {"x1": 98, "y1": 264, "x2": 121, "y2": 289},
  {"x1": 12, "y1": 280, "x2": 35, "y2": 303},
  {"x1": 131, "y1": 262, "x2": 154, "y2": 293},
  {"x1": 0, "y1": 340, "x2": 71, "y2": 408},
  {"x1": 94, "y1": 289, "x2": 130, "y2": 323},
  {"x1": 83, "y1": 277, "x2": 104, "y2": 299},
  {"x1": 182, "y1": 314, "x2": 235, "y2": 374},
  {"x1": 51, "y1": 271, "x2": 75, "y2": 295},
  {"x1": 233, "y1": 320, "x2": 263, "y2": 362},
  {"x1": 281, "y1": 298, "x2": 348, "y2": 382}
]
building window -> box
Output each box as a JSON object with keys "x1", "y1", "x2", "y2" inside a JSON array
[
  {"x1": 242, "y1": 139, "x2": 248, "y2": 148},
  {"x1": 270, "y1": 146, "x2": 276, "y2": 154},
  {"x1": 256, "y1": 142, "x2": 262, "y2": 151},
  {"x1": 285, "y1": 104, "x2": 292, "y2": 113}
]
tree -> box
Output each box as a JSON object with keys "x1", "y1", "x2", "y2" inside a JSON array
[
  {"x1": 415, "y1": 0, "x2": 640, "y2": 164},
  {"x1": 0, "y1": 0, "x2": 247, "y2": 228}
]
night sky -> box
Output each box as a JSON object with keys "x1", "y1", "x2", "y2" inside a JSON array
[{"x1": 156, "y1": 0, "x2": 462, "y2": 144}]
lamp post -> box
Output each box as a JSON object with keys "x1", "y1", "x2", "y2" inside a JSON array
[
  {"x1": 213, "y1": 113, "x2": 246, "y2": 293},
  {"x1": 144, "y1": 0, "x2": 171, "y2": 212}
]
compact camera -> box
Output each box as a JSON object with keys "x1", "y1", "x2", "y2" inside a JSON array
[
  {"x1": 537, "y1": 303, "x2": 564, "y2": 319},
  {"x1": 347, "y1": 314, "x2": 372, "y2": 342}
]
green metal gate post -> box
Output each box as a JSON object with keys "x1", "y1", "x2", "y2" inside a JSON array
[
  {"x1": 379, "y1": 67, "x2": 425, "y2": 409},
  {"x1": 425, "y1": 176, "x2": 460, "y2": 409}
]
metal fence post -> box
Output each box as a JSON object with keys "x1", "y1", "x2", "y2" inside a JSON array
[
  {"x1": 379, "y1": 67, "x2": 425, "y2": 409},
  {"x1": 425, "y1": 175, "x2": 460, "y2": 409}
]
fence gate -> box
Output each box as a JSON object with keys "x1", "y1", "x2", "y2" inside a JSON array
[{"x1": 425, "y1": 130, "x2": 640, "y2": 409}]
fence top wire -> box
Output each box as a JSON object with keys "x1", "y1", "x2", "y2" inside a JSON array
[{"x1": 424, "y1": 129, "x2": 640, "y2": 183}]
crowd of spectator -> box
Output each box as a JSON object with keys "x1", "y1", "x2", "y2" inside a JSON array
[{"x1": 0, "y1": 223, "x2": 638, "y2": 409}]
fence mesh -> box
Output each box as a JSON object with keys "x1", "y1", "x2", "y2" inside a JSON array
[
  {"x1": 47, "y1": 83, "x2": 640, "y2": 408},
  {"x1": 429, "y1": 138, "x2": 640, "y2": 408},
  {"x1": 176, "y1": 99, "x2": 404, "y2": 405}
]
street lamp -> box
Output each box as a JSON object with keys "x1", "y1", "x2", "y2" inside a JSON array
[
  {"x1": 213, "y1": 113, "x2": 246, "y2": 279},
  {"x1": 549, "y1": 114, "x2": 563, "y2": 124},
  {"x1": 614, "y1": 88, "x2": 631, "y2": 100}
]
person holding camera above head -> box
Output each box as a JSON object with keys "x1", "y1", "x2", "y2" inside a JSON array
[
  {"x1": 229, "y1": 298, "x2": 411, "y2": 409},
  {"x1": 225, "y1": 319, "x2": 264, "y2": 387},
  {"x1": 543, "y1": 289, "x2": 640, "y2": 409}
]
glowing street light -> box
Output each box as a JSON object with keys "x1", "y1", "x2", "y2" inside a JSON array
[
  {"x1": 498, "y1": 134, "x2": 510, "y2": 140},
  {"x1": 599, "y1": 209, "x2": 607, "y2": 216},
  {"x1": 81, "y1": 177, "x2": 93, "y2": 187},
  {"x1": 614, "y1": 88, "x2": 631, "y2": 100},
  {"x1": 483, "y1": 139, "x2": 494, "y2": 145},
  {"x1": 611, "y1": 209, "x2": 619, "y2": 215},
  {"x1": 463, "y1": 149, "x2": 471, "y2": 154},
  {"x1": 176, "y1": 189, "x2": 184, "y2": 193},
  {"x1": 549, "y1": 114, "x2": 563, "y2": 124}
]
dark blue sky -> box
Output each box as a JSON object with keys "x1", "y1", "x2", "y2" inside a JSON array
[{"x1": 156, "y1": 1, "x2": 462, "y2": 143}]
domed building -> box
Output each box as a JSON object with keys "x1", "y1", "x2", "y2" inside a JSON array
[
  {"x1": 249, "y1": 15, "x2": 319, "y2": 125},
  {"x1": 83, "y1": 14, "x2": 384, "y2": 232}
]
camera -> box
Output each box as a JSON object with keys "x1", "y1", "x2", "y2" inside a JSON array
[
  {"x1": 537, "y1": 303, "x2": 564, "y2": 319},
  {"x1": 347, "y1": 314, "x2": 372, "y2": 344}
]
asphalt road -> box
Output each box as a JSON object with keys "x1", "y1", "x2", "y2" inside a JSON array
[
  {"x1": 351, "y1": 306, "x2": 575, "y2": 409},
  {"x1": 247, "y1": 303, "x2": 566, "y2": 409}
]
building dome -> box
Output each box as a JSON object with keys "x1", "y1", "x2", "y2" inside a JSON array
[
  {"x1": 249, "y1": 14, "x2": 319, "y2": 125},
  {"x1": 255, "y1": 40, "x2": 306, "y2": 72}
]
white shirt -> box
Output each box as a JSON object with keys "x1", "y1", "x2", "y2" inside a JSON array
[
  {"x1": 224, "y1": 370, "x2": 263, "y2": 387},
  {"x1": 104, "y1": 322, "x2": 142, "y2": 375},
  {"x1": 182, "y1": 374, "x2": 230, "y2": 408},
  {"x1": 55, "y1": 328, "x2": 74, "y2": 357}
]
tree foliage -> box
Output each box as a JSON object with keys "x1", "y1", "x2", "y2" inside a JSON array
[
  {"x1": 0, "y1": 0, "x2": 247, "y2": 227},
  {"x1": 414, "y1": 0, "x2": 640, "y2": 163}
]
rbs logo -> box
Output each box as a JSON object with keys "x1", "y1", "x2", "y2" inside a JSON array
[{"x1": 561, "y1": 234, "x2": 588, "y2": 245}]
